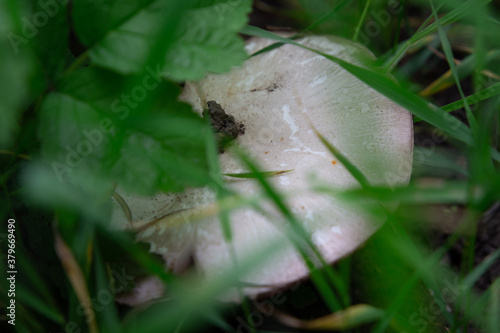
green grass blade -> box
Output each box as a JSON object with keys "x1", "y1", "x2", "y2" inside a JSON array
[
  {"x1": 122, "y1": 238, "x2": 290, "y2": 333},
  {"x1": 225, "y1": 169, "x2": 294, "y2": 178},
  {"x1": 200, "y1": 307, "x2": 232, "y2": 331},
  {"x1": 249, "y1": 0, "x2": 353, "y2": 58},
  {"x1": 315, "y1": 181, "x2": 468, "y2": 204},
  {"x1": 313, "y1": 128, "x2": 370, "y2": 188},
  {"x1": 16, "y1": 254, "x2": 61, "y2": 313},
  {"x1": 352, "y1": 0, "x2": 372, "y2": 42},
  {"x1": 235, "y1": 148, "x2": 344, "y2": 311},
  {"x1": 419, "y1": 51, "x2": 500, "y2": 97},
  {"x1": 241, "y1": 26, "x2": 474, "y2": 145},
  {"x1": 94, "y1": 243, "x2": 121, "y2": 333},
  {"x1": 370, "y1": 219, "x2": 463, "y2": 332},
  {"x1": 303, "y1": 0, "x2": 353, "y2": 32},
  {"x1": 382, "y1": 5, "x2": 437, "y2": 70},
  {"x1": 413, "y1": 146, "x2": 468, "y2": 176},
  {"x1": 462, "y1": 247, "x2": 500, "y2": 288},
  {"x1": 430, "y1": 1, "x2": 478, "y2": 132},
  {"x1": 417, "y1": 81, "x2": 500, "y2": 117},
  {"x1": 242, "y1": 26, "x2": 500, "y2": 163},
  {"x1": 384, "y1": 0, "x2": 490, "y2": 70},
  {"x1": 412, "y1": 0, "x2": 491, "y2": 43},
  {"x1": 250, "y1": 41, "x2": 288, "y2": 58},
  {"x1": 277, "y1": 304, "x2": 385, "y2": 330},
  {"x1": 112, "y1": 191, "x2": 132, "y2": 224},
  {"x1": 17, "y1": 286, "x2": 64, "y2": 324},
  {"x1": 486, "y1": 279, "x2": 500, "y2": 332}
]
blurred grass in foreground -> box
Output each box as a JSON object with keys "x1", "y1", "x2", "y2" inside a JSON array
[{"x1": 1, "y1": 0, "x2": 500, "y2": 332}]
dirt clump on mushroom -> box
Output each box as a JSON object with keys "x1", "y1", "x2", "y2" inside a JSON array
[{"x1": 203, "y1": 100, "x2": 245, "y2": 153}]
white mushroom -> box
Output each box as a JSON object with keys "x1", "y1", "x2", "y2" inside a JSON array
[{"x1": 112, "y1": 35, "x2": 413, "y2": 305}]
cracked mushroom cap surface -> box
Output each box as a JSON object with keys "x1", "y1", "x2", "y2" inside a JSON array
[{"x1": 112, "y1": 35, "x2": 413, "y2": 304}]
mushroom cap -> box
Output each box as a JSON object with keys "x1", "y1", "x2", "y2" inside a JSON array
[{"x1": 112, "y1": 35, "x2": 413, "y2": 303}]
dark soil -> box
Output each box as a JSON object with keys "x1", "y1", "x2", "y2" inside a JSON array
[{"x1": 204, "y1": 101, "x2": 245, "y2": 153}]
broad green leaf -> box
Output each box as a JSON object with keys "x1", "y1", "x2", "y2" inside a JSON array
[
  {"x1": 38, "y1": 91, "x2": 116, "y2": 197},
  {"x1": 38, "y1": 67, "x2": 213, "y2": 198},
  {"x1": 22, "y1": 161, "x2": 114, "y2": 220},
  {"x1": 73, "y1": 0, "x2": 185, "y2": 75},
  {"x1": 163, "y1": 0, "x2": 252, "y2": 81},
  {"x1": 112, "y1": 128, "x2": 212, "y2": 194},
  {"x1": 28, "y1": 0, "x2": 70, "y2": 80},
  {"x1": 72, "y1": 0, "x2": 157, "y2": 47},
  {"x1": 0, "y1": 0, "x2": 32, "y2": 147},
  {"x1": 1, "y1": 0, "x2": 69, "y2": 148},
  {"x1": 73, "y1": 0, "x2": 252, "y2": 81}
]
